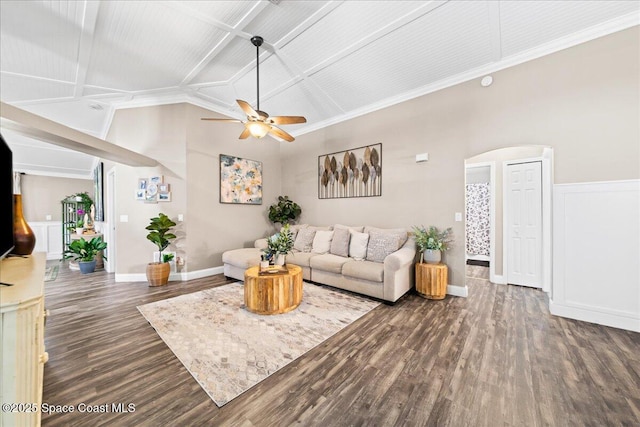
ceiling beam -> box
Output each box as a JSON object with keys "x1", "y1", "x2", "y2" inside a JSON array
[
  {"x1": 73, "y1": 1, "x2": 101, "y2": 98},
  {"x1": 0, "y1": 102, "x2": 157, "y2": 167},
  {"x1": 487, "y1": 0, "x2": 503, "y2": 61},
  {"x1": 176, "y1": 1, "x2": 270, "y2": 86}
]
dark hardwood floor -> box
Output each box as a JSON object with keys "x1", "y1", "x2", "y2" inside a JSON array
[{"x1": 41, "y1": 262, "x2": 640, "y2": 426}]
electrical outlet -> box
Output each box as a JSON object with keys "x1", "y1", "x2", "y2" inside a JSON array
[{"x1": 455, "y1": 212, "x2": 462, "y2": 222}]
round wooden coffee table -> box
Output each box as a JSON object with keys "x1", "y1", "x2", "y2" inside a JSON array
[{"x1": 244, "y1": 264, "x2": 303, "y2": 315}]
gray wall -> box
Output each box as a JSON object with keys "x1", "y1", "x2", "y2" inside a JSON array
[
  {"x1": 20, "y1": 174, "x2": 93, "y2": 222},
  {"x1": 106, "y1": 103, "x2": 283, "y2": 274},
  {"x1": 280, "y1": 27, "x2": 639, "y2": 287},
  {"x1": 97, "y1": 27, "x2": 638, "y2": 281}
]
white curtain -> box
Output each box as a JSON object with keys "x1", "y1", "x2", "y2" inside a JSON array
[{"x1": 466, "y1": 183, "x2": 490, "y2": 256}]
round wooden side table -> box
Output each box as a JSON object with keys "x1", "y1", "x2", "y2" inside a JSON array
[
  {"x1": 244, "y1": 264, "x2": 303, "y2": 314},
  {"x1": 415, "y1": 262, "x2": 448, "y2": 300}
]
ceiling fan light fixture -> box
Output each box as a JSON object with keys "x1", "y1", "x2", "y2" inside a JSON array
[
  {"x1": 247, "y1": 121, "x2": 270, "y2": 138},
  {"x1": 201, "y1": 35, "x2": 305, "y2": 142}
]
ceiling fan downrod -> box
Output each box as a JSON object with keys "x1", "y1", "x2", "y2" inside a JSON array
[{"x1": 251, "y1": 36, "x2": 264, "y2": 113}]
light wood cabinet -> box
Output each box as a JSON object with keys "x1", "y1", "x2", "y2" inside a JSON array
[{"x1": 0, "y1": 253, "x2": 47, "y2": 427}]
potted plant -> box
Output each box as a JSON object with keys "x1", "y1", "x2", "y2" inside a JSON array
[
  {"x1": 64, "y1": 237, "x2": 107, "y2": 274},
  {"x1": 75, "y1": 218, "x2": 84, "y2": 235},
  {"x1": 268, "y1": 196, "x2": 301, "y2": 226},
  {"x1": 264, "y1": 224, "x2": 294, "y2": 265},
  {"x1": 412, "y1": 225, "x2": 453, "y2": 264},
  {"x1": 145, "y1": 213, "x2": 177, "y2": 286}
]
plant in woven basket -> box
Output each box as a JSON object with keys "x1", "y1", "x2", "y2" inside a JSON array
[
  {"x1": 146, "y1": 213, "x2": 177, "y2": 263},
  {"x1": 145, "y1": 213, "x2": 177, "y2": 287}
]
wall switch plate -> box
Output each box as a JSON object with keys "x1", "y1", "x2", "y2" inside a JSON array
[
  {"x1": 120, "y1": 215, "x2": 129, "y2": 222},
  {"x1": 178, "y1": 214, "x2": 184, "y2": 222},
  {"x1": 415, "y1": 153, "x2": 429, "y2": 163},
  {"x1": 45, "y1": 214, "x2": 52, "y2": 221},
  {"x1": 455, "y1": 212, "x2": 462, "y2": 222}
]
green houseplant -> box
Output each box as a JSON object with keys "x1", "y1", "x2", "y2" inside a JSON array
[
  {"x1": 412, "y1": 225, "x2": 453, "y2": 264},
  {"x1": 268, "y1": 196, "x2": 301, "y2": 226},
  {"x1": 64, "y1": 237, "x2": 107, "y2": 274},
  {"x1": 145, "y1": 213, "x2": 177, "y2": 286},
  {"x1": 264, "y1": 224, "x2": 294, "y2": 265}
]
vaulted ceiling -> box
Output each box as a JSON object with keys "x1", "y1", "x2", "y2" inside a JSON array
[{"x1": 1, "y1": 0, "x2": 638, "y2": 178}]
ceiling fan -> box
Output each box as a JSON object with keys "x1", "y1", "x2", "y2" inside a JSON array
[{"x1": 201, "y1": 36, "x2": 306, "y2": 142}]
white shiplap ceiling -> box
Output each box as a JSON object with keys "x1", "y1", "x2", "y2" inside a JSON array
[{"x1": 0, "y1": 0, "x2": 638, "y2": 177}]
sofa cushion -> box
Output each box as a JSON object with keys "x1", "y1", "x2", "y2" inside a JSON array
[
  {"x1": 334, "y1": 224, "x2": 365, "y2": 233},
  {"x1": 293, "y1": 228, "x2": 316, "y2": 252},
  {"x1": 308, "y1": 225, "x2": 333, "y2": 232},
  {"x1": 330, "y1": 228, "x2": 350, "y2": 257},
  {"x1": 222, "y1": 248, "x2": 261, "y2": 268},
  {"x1": 286, "y1": 251, "x2": 316, "y2": 268},
  {"x1": 349, "y1": 231, "x2": 369, "y2": 261},
  {"x1": 342, "y1": 260, "x2": 384, "y2": 282},
  {"x1": 286, "y1": 224, "x2": 308, "y2": 232},
  {"x1": 310, "y1": 254, "x2": 351, "y2": 274},
  {"x1": 312, "y1": 230, "x2": 334, "y2": 254}
]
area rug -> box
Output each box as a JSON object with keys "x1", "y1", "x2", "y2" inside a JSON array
[
  {"x1": 44, "y1": 264, "x2": 59, "y2": 282},
  {"x1": 137, "y1": 282, "x2": 379, "y2": 406}
]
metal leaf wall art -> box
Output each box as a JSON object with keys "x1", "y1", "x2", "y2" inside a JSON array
[{"x1": 318, "y1": 144, "x2": 382, "y2": 199}]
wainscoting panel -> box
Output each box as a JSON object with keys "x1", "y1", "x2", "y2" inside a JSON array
[
  {"x1": 29, "y1": 221, "x2": 63, "y2": 260},
  {"x1": 551, "y1": 180, "x2": 640, "y2": 332}
]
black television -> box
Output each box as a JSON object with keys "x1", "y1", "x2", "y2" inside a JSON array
[{"x1": 0, "y1": 133, "x2": 14, "y2": 259}]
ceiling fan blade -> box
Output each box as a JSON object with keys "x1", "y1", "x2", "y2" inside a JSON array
[
  {"x1": 267, "y1": 116, "x2": 307, "y2": 125},
  {"x1": 236, "y1": 99, "x2": 258, "y2": 118},
  {"x1": 239, "y1": 128, "x2": 251, "y2": 139},
  {"x1": 201, "y1": 118, "x2": 242, "y2": 122},
  {"x1": 268, "y1": 125, "x2": 295, "y2": 142}
]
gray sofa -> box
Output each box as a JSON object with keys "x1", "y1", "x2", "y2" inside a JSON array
[{"x1": 222, "y1": 224, "x2": 416, "y2": 303}]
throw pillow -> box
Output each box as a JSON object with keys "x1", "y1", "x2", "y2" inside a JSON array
[
  {"x1": 312, "y1": 230, "x2": 334, "y2": 254},
  {"x1": 293, "y1": 228, "x2": 316, "y2": 253},
  {"x1": 349, "y1": 231, "x2": 369, "y2": 261},
  {"x1": 365, "y1": 230, "x2": 406, "y2": 263},
  {"x1": 364, "y1": 227, "x2": 409, "y2": 248},
  {"x1": 330, "y1": 228, "x2": 350, "y2": 257}
]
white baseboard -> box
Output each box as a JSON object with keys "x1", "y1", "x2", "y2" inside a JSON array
[
  {"x1": 115, "y1": 266, "x2": 225, "y2": 283},
  {"x1": 492, "y1": 274, "x2": 506, "y2": 285},
  {"x1": 115, "y1": 273, "x2": 147, "y2": 282},
  {"x1": 549, "y1": 299, "x2": 640, "y2": 333},
  {"x1": 447, "y1": 284, "x2": 468, "y2": 298},
  {"x1": 181, "y1": 266, "x2": 224, "y2": 280}
]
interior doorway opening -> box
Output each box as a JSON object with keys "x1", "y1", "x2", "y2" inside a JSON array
[{"x1": 465, "y1": 146, "x2": 553, "y2": 293}]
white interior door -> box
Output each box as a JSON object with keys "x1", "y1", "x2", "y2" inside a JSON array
[{"x1": 506, "y1": 161, "x2": 542, "y2": 287}]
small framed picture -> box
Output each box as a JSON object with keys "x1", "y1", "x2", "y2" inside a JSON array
[
  {"x1": 135, "y1": 189, "x2": 146, "y2": 200},
  {"x1": 138, "y1": 178, "x2": 147, "y2": 190},
  {"x1": 158, "y1": 192, "x2": 172, "y2": 202},
  {"x1": 158, "y1": 183, "x2": 170, "y2": 193},
  {"x1": 150, "y1": 176, "x2": 163, "y2": 184},
  {"x1": 147, "y1": 183, "x2": 158, "y2": 197}
]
